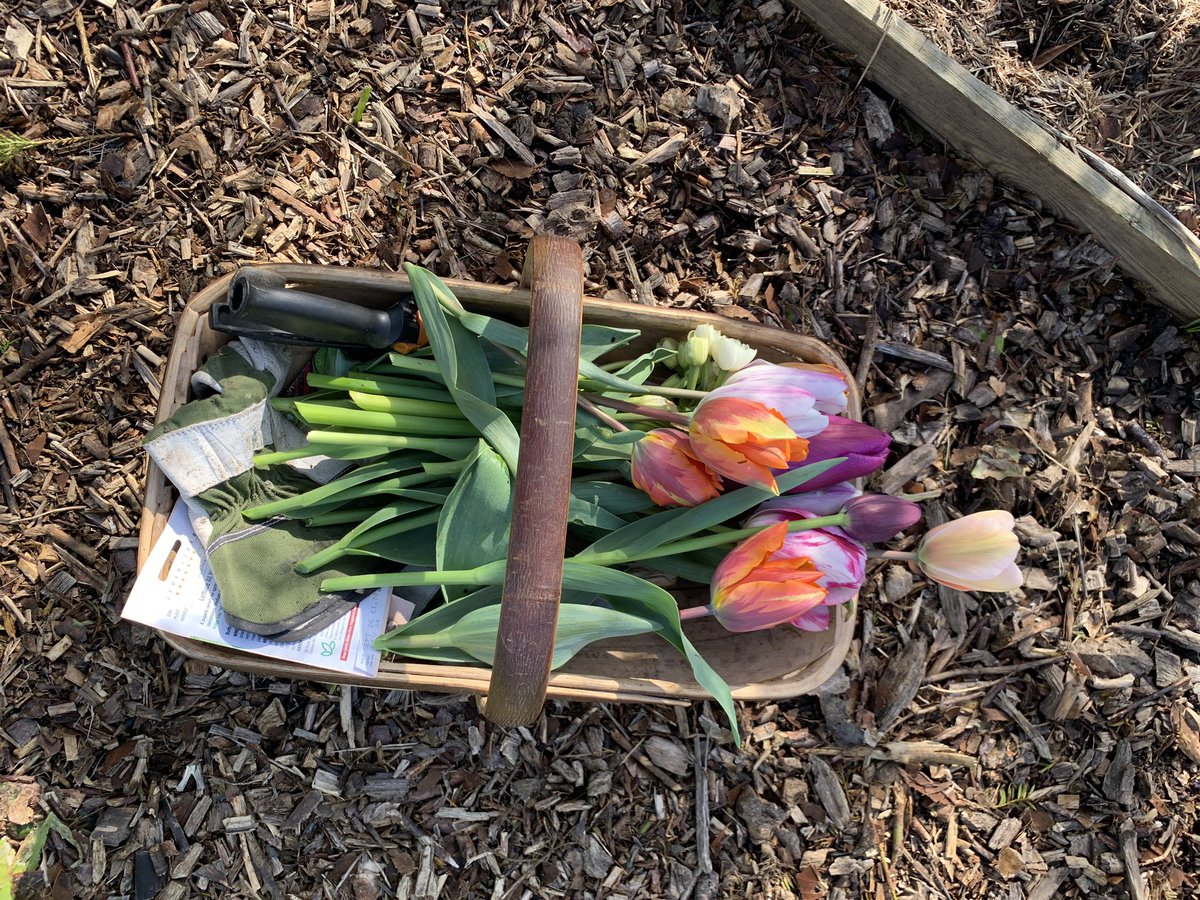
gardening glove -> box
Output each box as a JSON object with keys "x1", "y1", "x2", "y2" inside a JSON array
[{"x1": 144, "y1": 338, "x2": 374, "y2": 642}]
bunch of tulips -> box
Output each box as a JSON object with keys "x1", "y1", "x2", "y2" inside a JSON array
[
  {"x1": 255, "y1": 269, "x2": 1023, "y2": 742},
  {"x1": 629, "y1": 325, "x2": 1023, "y2": 633}
]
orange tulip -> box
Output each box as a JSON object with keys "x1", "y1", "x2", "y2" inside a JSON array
[
  {"x1": 710, "y1": 522, "x2": 828, "y2": 632},
  {"x1": 631, "y1": 429, "x2": 723, "y2": 507},
  {"x1": 688, "y1": 396, "x2": 809, "y2": 493},
  {"x1": 916, "y1": 511, "x2": 1023, "y2": 592}
]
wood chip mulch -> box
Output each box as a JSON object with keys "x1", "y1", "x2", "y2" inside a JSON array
[{"x1": 2, "y1": 1, "x2": 1199, "y2": 898}]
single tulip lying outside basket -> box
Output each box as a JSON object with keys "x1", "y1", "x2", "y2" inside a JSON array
[{"x1": 138, "y1": 237, "x2": 1023, "y2": 743}]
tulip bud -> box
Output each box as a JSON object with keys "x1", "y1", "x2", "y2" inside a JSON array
[
  {"x1": 658, "y1": 337, "x2": 681, "y2": 369},
  {"x1": 677, "y1": 330, "x2": 711, "y2": 369},
  {"x1": 842, "y1": 494, "x2": 922, "y2": 543},
  {"x1": 915, "y1": 510, "x2": 1022, "y2": 592},
  {"x1": 631, "y1": 428, "x2": 723, "y2": 507},
  {"x1": 626, "y1": 394, "x2": 678, "y2": 412}
]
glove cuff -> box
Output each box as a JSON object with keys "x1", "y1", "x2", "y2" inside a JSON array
[{"x1": 145, "y1": 399, "x2": 270, "y2": 500}]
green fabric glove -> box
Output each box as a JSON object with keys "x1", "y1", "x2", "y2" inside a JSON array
[{"x1": 145, "y1": 340, "x2": 375, "y2": 642}]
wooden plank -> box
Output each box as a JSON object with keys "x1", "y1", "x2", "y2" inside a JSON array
[{"x1": 787, "y1": 0, "x2": 1200, "y2": 322}]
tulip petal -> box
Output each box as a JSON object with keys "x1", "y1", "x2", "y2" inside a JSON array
[
  {"x1": 692, "y1": 396, "x2": 798, "y2": 439},
  {"x1": 790, "y1": 604, "x2": 831, "y2": 631},
  {"x1": 631, "y1": 429, "x2": 723, "y2": 507},
  {"x1": 690, "y1": 434, "x2": 780, "y2": 492},
  {"x1": 918, "y1": 511, "x2": 1018, "y2": 581},
  {"x1": 787, "y1": 416, "x2": 891, "y2": 491},
  {"x1": 842, "y1": 494, "x2": 923, "y2": 542},
  {"x1": 710, "y1": 523, "x2": 835, "y2": 632},
  {"x1": 689, "y1": 396, "x2": 812, "y2": 491},
  {"x1": 757, "y1": 483, "x2": 861, "y2": 519},
  {"x1": 712, "y1": 521, "x2": 788, "y2": 592},
  {"x1": 717, "y1": 577, "x2": 827, "y2": 632},
  {"x1": 821, "y1": 585, "x2": 859, "y2": 606},
  {"x1": 927, "y1": 563, "x2": 1024, "y2": 593},
  {"x1": 726, "y1": 361, "x2": 848, "y2": 417},
  {"x1": 915, "y1": 511, "x2": 1022, "y2": 591}
]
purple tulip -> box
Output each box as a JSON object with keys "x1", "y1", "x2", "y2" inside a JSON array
[
  {"x1": 789, "y1": 415, "x2": 890, "y2": 492},
  {"x1": 757, "y1": 482, "x2": 861, "y2": 518},
  {"x1": 752, "y1": 485, "x2": 920, "y2": 543},
  {"x1": 843, "y1": 494, "x2": 923, "y2": 542}
]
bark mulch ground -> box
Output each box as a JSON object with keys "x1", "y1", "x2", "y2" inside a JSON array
[{"x1": 2, "y1": 1, "x2": 1199, "y2": 897}]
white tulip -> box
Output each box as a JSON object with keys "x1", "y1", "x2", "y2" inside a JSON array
[{"x1": 710, "y1": 332, "x2": 756, "y2": 371}]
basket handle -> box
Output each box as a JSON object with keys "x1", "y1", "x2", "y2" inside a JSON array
[{"x1": 483, "y1": 236, "x2": 585, "y2": 727}]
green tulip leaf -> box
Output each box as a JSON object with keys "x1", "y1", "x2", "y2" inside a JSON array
[
  {"x1": 421, "y1": 267, "x2": 641, "y2": 364},
  {"x1": 578, "y1": 457, "x2": 846, "y2": 562},
  {"x1": 571, "y1": 480, "x2": 655, "y2": 516},
  {"x1": 375, "y1": 584, "x2": 599, "y2": 649},
  {"x1": 436, "y1": 441, "x2": 513, "y2": 601},
  {"x1": 462, "y1": 603, "x2": 657, "y2": 668},
  {"x1": 243, "y1": 453, "x2": 441, "y2": 520},
  {"x1": 561, "y1": 561, "x2": 740, "y2": 744},
  {"x1": 344, "y1": 525, "x2": 437, "y2": 567},
  {"x1": 567, "y1": 495, "x2": 629, "y2": 533},
  {"x1": 407, "y1": 264, "x2": 521, "y2": 472},
  {"x1": 609, "y1": 346, "x2": 678, "y2": 386},
  {"x1": 382, "y1": 603, "x2": 658, "y2": 669},
  {"x1": 295, "y1": 498, "x2": 437, "y2": 573}
]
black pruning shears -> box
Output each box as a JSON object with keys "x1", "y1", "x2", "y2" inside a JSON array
[{"x1": 210, "y1": 267, "x2": 422, "y2": 350}]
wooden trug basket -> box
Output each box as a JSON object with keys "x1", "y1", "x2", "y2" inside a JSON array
[{"x1": 136, "y1": 247, "x2": 861, "y2": 710}]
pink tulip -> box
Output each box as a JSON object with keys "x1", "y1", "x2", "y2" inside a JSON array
[
  {"x1": 710, "y1": 522, "x2": 828, "y2": 632},
  {"x1": 631, "y1": 429, "x2": 723, "y2": 507},
  {"x1": 916, "y1": 511, "x2": 1023, "y2": 592},
  {"x1": 705, "y1": 362, "x2": 831, "y2": 437},
  {"x1": 788, "y1": 415, "x2": 890, "y2": 492},
  {"x1": 723, "y1": 360, "x2": 848, "y2": 417},
  {"x1": 746, "y1": 508, "x2": 867, "y2": 631},
  {"x1": 688, "y1": 396, "x2": 810, "y2": 493},
  {"x1": 728, "y1": 360, "x2": 849, "y2": 415}
]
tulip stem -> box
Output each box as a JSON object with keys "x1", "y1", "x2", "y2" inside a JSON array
[
  {"x1": 578, "y1": 395, "x2": 629, "y2": 431},
  {"x1": 321, "y1": 559, "x2": 506, "y2": 593},
  {"x1": 870, "y1": 550, "x2": 916, "y2": 561},
  {"x1": 639, "y1": 384, "x2": 708, "y2": 400},
  {"x1": 897, "y1": 490, "x2": 942, "y2": 502},
  {"x1": 582, "y1": 393, "x2": 691, "y2": 427},
  {"x1": 381, "y1": 632, "x2": 446, "y2": 649},
  {"x1": 678, "y1": 605, "x2": 713, "y2": 622},
  {"x1": 576, "y1": 514, "x2": 849, "y2": 567}
]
